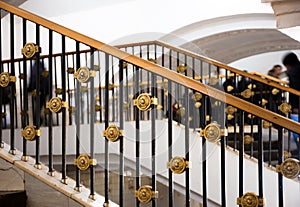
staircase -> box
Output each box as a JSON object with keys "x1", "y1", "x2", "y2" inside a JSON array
[{"x1": 0, "y1": 1, "x2": 300, "y2": 207}]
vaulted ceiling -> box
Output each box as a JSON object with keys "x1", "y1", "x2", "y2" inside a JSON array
[
  {"x1": 182, "y1": 28, "x2": 300, "y2": 64},
  {"x1": 1, "y1": 0, "x2": 27, "y2": 18}
]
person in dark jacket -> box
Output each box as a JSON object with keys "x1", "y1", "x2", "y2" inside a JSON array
[
  {"x1": 282, "y1": 52, "x2": 300, "y2": 113},
  {"x1": 282, "y1": 52, "x2": 300, "y2": 152}
]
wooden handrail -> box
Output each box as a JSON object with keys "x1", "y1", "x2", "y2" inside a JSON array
[
  {"x1": 115, "y1": 40, "x2": 300, "y2": 97},
  {"x1": 1, "y1": 1, "x2": 300, "y2": 134},
  {"x1": 249, "y1": 71, "x2": 288, "y2": 85}
]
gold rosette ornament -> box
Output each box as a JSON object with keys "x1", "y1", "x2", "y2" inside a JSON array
[
  {"x1": 237, "y1": 192, "x2": 265, "y2": 207},
  {"x1": 276, "y1": 158, "x2": 300, "y2": 179},
  {"x1": 167, "y1": 156, "x2": 190, "y2": 174},
  {"x1": 278, "y1": 102, "x2": 292, "y2": 115},
  {"x1": 241, "y1": 89, "x2": 254, "y2": 99},
  {"x1": 74, "y1": 67, "x2": 96, "y2": 83},
  {"x1": 0, "y1": 72, "x2": 16, "y2": 88},
  {"x1": 176, "y1": 64, "x2": 187, "y2": 73},
  {"x1": 134, "y1": 185, "x2": 158, "y2": 203},
  {"x1": 103, "y1": 125, "x2": 123, "y2": 142},
  {"x1": 21, "y1": 42, "x2": 40, "y2": 59},
  {"x1": 74, "y1": 154, "x2": 97, "y2": 171},
  {"x1": 21, "y1": 126, "x2": 41, "y2": 141},
  {"x1": 133, "y1": 93, "x2": 158, "y2": 111},
  {"x1": 200, "y1": 122, "x2": 228, "y2": 143},
  {"x1": 46, "y1": 97, "x2": 68, "y2": 113}
]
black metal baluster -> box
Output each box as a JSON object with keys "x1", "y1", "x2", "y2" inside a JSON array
[
  {"x1": 21, "y1": 18, "x2": 28, "y2": 160},
  {"x1": 54, "y1": 57, "x2": 59, "y2": 126},
  {"x1": 119, "y1": 59, "x2": 124, "y2": 207},
  {"x1": 233, "y1": 72, "x2": 237, "y2": 147},
  {"x1": 184, "y1": 85, "x2": 190, "y2": 207},
  {"x1": 139, "y1": 47, "x2": 144, "y2": 121},
  {"x1": 135, "y1": 66, "x2": 140, "y2": 207},
  {"x1": 9, "y1": 13, "x2": 16, "y2": 154},
  {"x1": 89, "y1": 48, "x2": 95, "y2": 199},
  {"x1": 201, "y1": 95, "x2": 207, "y2": 207},
  {"x1": 14, "y1": 63, "x2": 18, "y2": 129},
  {"x1": 30, "y1": 60, "x2": 35, "y2": 124},
  {"x1": 34, "y1": 24, "x2": 41, "y2": 167},
  {"x1": 220, "y1": 103, "x2": 226, "y2": 207},
  {"x1": 257, "y1": 86, "x2": 264, "y2": 207},
  {"x1": 18, "y1": 61, "x2": 22, "y2": 118},
  {"x1": 191, "y1": 57, "x2": 196, "y2": 129},
  {"x1": 278, "y1": 127, "x2": 284, "y2": 207},
  {"x1": 168, "y1": 51, "x2": 174, "y2": 206},
  {"x1": 151, "y1": 73, "x2": 157, "y2": 207},
  {"x1": 97, "y1": 51, "x2": 102, "y2": 123},
  {"x1": 238, "y1": 110, "x2": 244, "y2": 207},
  {"x1": 250, "y1": 114, "x2": 254, "y2": 158},
  {"x1": 104, "y1": 53, "x2": 110, "y2": 206},
  {"x1": 75, "y1": 41, "x2": 81, "y2": 190},
  {"x1": 66, "y1": 53, "x2": 72, "y2": 125},
  {"x1": 268, "y1": 124, "x2": 272, "y2": 166},
  {"x1": 154, "y1": 44, "x2": 159, "y2": 120},
  {"x1": 125, "y1": 63, "x2": 129, "y2": 122},
  {"x1": 249, "y1": 81, "x2": 255, "y2": 158},
  {"x1": 69, "y1": 53, "x2": 75, "y2": 125},
  {"x1": 61, "y1": 35, "x2": 67, "y2": 183},
  {"x1": 161, "y1": 46, "x2": 165, "y2": 116},
  {"x1": 111, "y1": 57, "x2": 115, "y2": 122},
  {"x1": 48, "y1": 29, "x2": 54, "y2": 175},
  {"x1": 176, "y1": 53, "x2": 180, "y2": 111}
]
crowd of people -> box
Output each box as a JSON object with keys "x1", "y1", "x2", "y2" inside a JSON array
[{"x1": 166, "y1": 52, "x2": 300, "y2": 152}]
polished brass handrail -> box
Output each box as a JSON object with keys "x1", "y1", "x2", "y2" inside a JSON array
[{"x1": 1, "y1": 1, "x2": 300, "y2": 134}]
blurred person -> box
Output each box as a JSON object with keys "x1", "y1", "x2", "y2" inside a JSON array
[
  {"x1": 282, "y1": 52, "x2": 300, "y2": 152},
  {"x1": 282, "y1": 52, "x2": 300, "y2": 113},
  {"x1": 267, "y1": 64, "x2": 282, "y2": 78},
  {"x1": 28, "y1": 60, "x2": 50, "y2": 125}
]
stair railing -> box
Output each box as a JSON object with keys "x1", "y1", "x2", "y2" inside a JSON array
[{"x1": 0, "y1": 1, "x2": 300, "y2": 207}]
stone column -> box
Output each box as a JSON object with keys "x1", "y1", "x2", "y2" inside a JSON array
[{"x1": 262, "y1": 0, "x2": 300, "y2": 28}]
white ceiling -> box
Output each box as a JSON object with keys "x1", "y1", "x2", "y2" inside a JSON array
[
  {"x1": 18, "y1": 0, "x2": 135, "y2": 18},
  {"x1": 2, "y1": 0, "x2": 300, "y2": 68}
]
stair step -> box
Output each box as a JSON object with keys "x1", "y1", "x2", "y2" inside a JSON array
[{"x1": 0, "y1": 191, "x2": 27, "y2": 207}]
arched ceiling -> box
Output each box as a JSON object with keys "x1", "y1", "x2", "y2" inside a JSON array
[
  {"x1": 1, "y1": 0, "x2": 26, "y2": 18},
  {"x1": 181, "y1": 28, "x2": 300, "y2": 64}
]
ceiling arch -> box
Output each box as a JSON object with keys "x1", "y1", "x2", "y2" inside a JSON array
[
  {"x1": 182, "y1": 28, "x2": 300, "y2": 63},
  {"x1": 160, "y1": 13, "x2": 300, "y2": 64}
]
